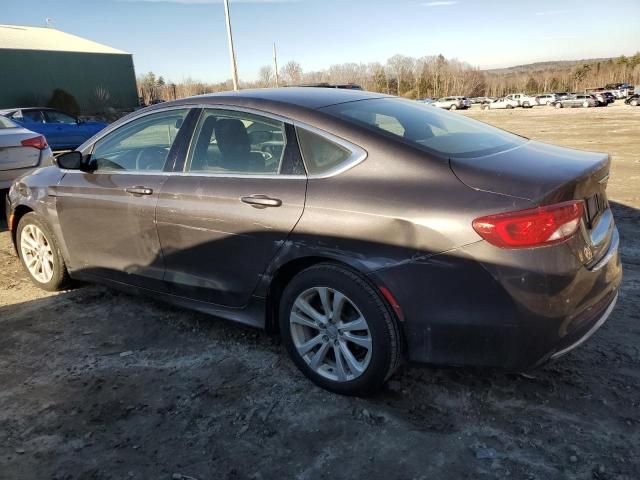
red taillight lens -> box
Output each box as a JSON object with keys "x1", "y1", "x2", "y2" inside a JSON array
[
  {"x1": 472, "y1": 200, "x2": 584, "y2": 249},
  {"x1": 21, "y1": 135, "x2": 48, "y2": 150}
]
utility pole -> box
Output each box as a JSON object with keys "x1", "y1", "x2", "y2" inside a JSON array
[
  {"x1": 223, "y1": 0, "x2": 239, "y2": 91},
  {"x1": 273, "y1": 43, "x2": 279, "y2": 87}
]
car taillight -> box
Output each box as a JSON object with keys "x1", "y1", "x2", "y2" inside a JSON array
[
  {"x1": 21, "y1": 135, "x2": 48, "y2": 150},
  {"x1": 472, "y1": 200, "x2": 584, "y2": 249}
]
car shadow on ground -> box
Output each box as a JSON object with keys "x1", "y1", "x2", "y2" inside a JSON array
[{"x1": 0, "y1": 201, "x2": 638, "y2": 479}]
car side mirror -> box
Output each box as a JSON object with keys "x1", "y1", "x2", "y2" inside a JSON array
[{"x1": 55, "y1": 151, "x2": 84, "y2": 170}]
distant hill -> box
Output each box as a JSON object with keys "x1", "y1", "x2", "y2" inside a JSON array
[{"x1": 484, "y1": 58, "x2": 614, "y2": 75}]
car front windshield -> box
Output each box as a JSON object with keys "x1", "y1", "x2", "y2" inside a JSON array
[
  {"x1": 321, "y1": 98, "x2": 526, "y2": 158},
  {"x1": 0, "y1": 116, "x2": 18, "y2": 129}
]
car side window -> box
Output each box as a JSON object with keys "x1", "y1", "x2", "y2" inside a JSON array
[
  {"x1": 44, "y1": 110, "x2": 77, "y2": 124},
  {"x1": 21, "y1": 110, "x2": 44, "y2": 123},
  {"x1": 185, "y1": 109, "x2": 286, "y2": 175},
  {"x1": 91, "y1": 109, "x2": 189, "y2": 172},
  {"x1": 296, "y1": 128, "x2": 353, "y2": 175}
]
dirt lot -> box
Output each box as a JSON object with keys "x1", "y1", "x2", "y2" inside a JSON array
[{"x1": 1, "y1": 103, "x2": 639, "y2": 480}]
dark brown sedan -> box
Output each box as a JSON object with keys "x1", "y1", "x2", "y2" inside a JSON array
[{"x1": 7, "y1": 88, "x2": 622, "y2": 395}]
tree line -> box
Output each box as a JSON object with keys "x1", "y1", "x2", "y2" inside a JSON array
[{"x1": 137, "y1": 52, "x2": 640, "y2": 104}]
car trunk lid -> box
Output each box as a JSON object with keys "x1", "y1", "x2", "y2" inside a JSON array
[
  {"x1": 0, "y1": 128, "x2": 42, "y2": 171},
  {"x1": 450, "y1": 140, "x2": 614, "y2": 266}
]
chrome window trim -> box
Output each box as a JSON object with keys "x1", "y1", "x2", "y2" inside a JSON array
[
  {"x1": 292, "y1": 121, "x2": 367, "y2": 179},
  {"x1": 80, "y1": 102, "x2": 367, "y2": 180}
]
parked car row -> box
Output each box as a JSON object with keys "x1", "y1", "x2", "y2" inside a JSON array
[{"x1": 429, "y1": 84, "x2": 636, "y2": 111}]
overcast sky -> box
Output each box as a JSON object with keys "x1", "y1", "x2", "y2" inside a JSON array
[{"x1": 3, "y1": 0, "x2": 640, "y2": 83}]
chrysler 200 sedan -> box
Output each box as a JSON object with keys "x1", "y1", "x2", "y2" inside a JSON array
[{"x1": 7, "y1": 88, "x2": 622, "y2": 395}]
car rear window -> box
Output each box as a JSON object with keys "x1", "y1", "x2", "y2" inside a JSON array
[
  {"x1": 0, "y1": 116, "x2": 18, "y2": 129},
  {"x1": 322, "y1": 98, "x2": 526, "y2": 159}
]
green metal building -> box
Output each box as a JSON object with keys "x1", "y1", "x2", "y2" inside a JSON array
[{"x1": 0, "y1": 24, "x2": 138, "y2": 113}]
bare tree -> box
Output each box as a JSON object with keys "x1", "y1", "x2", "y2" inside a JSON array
[
  {"x1": 258, "y1": 65, "x2": 274, "y2": 87},
  {"x1": 280, "y1": 60, "x2": 303, "y2": 85}
]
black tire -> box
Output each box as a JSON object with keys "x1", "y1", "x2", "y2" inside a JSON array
[
  {"x1": 631, "y1": 99, "x2": 639, "y2": 107},
  {"x1": 16, "y1": 212, "x2": 70, "y2": 291},
  {"x1": 449, "y1": 104, "x2": 457, "y2": 110},
  {"x1": 555, "y1": 102, "x2": 563, "y2": 109},
  {"x1": 506, "y1": 104, "x2": 513, "y2": 109},
  {"x1": 279, "y1": 263, "x2": 402, "y2": 396}
]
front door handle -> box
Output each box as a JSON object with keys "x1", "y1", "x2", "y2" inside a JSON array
[
  {"x1": 125, "y1": 186, "x2": 154, "y2": 196},
  {"x1": 241, "y1": 195, "x2": 282, "y2": 208}
]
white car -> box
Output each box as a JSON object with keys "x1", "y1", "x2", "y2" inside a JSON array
[
  {"x1": 0, "y1": 116, "x2": 54, "y2": 190},
  {"x1": 535, "y1": 94, "x2": 557, "y2": 106},
  {"x1": 431, "y1": 96, "x2": 470, "y2": 110},
  {"x1": 481, "y1": 98, "x2": 520, "y2": 110},
  {"x1": 505, "y1": 93, "x2": 538, "y2": 108}
]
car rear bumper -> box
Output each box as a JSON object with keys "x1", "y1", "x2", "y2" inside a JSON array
[{"x1": 370, "y1": 228, "x2": 622, "y2": 371}]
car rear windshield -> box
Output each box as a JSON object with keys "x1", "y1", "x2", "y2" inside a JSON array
[
  {"x1": 0, "y1": 116, "x2": 18, "y2": 129},
  {"x1": 321, "y1": 98, "x2": 526, "y2": 158}
]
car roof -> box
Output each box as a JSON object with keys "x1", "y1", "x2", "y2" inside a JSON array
[
  {"x1": 168, "y1": 87, "x2": 389, "y2": 111},
  {"x1": 0, "y1": 107, "x2": 56, "y2": 114}
]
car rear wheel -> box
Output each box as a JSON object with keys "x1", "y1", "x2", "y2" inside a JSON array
[
  {"x1": 506, "y1": 104, "x2": 513, "y2": 109},
  {"x1": 631, "y1": 99, "x2": 639, "y2": 106},
  {"x1": 582, "y1": 101, "x2": 590, "y2": 108},
  {"x1": 523, "y1": 102, "x2": 530, "y2": 108},
  {"x1": 555, "y1": 102, "x2": 563, "y2": 109},
  {"x1": 279, "y1": 264, "x2": 401, "y2": 395},
  {"x1": 449, "y1": 104, "x2": 457, "y2": 110},
  {"x1": 482, "y1": 104, "x2": 490, "y2": 110},
  {"x1": 17, "y1": 213, "x2": 70, "y2": 291}
]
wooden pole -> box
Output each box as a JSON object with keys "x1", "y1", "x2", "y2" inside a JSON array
[
  {"x1": 273, "y1": 43, "x2": 279, "y2": 87},
  {"x1": 223, "y1": 0, "x2": 239, "y2": 91}
]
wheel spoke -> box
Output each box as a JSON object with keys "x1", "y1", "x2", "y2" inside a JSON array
[
  {"x1": 339, "y1": 316, "x2": 368, "y2": 332},
  {"x1": 27, "y1": 256, "x2": 38, "y2": 269},
  {"x1": 294, "y1": 298, "x2": 326, "y2": 324},
  {"x1": 23, "y1": 236, "x2": 39, "y2": 251},
  {"x1": 297, "y1": 334, "x2": 324, "y2": 356},
  {"x1": 42, "y1": 258, "x2": 53, "y2": 279},
  {"x1": 332, "y1": 291, "x2": 346, "y2": 320},
  {"x1": 339, "y1": 341, "x2": 364, "y2": 375},
  {"x1": 317, "y1": 287, "x2": 332, "y2": 317},
  {"x1": 342, "y1": 332, "x2": 372, "y2": 350},
  {"x1": 333, "y1": 344, "x2": 348, "y2": 381},
  {"x1": 290, "y1": 311, "x2": 320, "y2": 330},
  {"x1": 309, "y1": 341, "x2": 330, "y2": 370}
]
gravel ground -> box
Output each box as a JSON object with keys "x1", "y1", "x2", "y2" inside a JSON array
[{"x1": 1, "y1": 103, "x2": 639, "y2": 480}]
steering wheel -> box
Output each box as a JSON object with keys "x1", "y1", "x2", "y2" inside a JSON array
[{"x1": 134, "y1": 146, "x2": 170, "y2": 170}]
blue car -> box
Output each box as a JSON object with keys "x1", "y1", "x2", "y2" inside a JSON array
[{"x1": 0, "y1": 107, "x2": 107, "y2": 150}]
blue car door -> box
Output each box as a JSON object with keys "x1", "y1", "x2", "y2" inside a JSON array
[{"x1": 41, "y1": 110, "x2": 85, "y2": 149}]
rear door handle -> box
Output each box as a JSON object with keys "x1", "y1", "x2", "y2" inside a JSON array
[
  {"x1": 241, "y1": 195, "x2": 282, "y2": 208},
  {"x1": 125, "y1": 186, "x2": 154, "y2": 196}
]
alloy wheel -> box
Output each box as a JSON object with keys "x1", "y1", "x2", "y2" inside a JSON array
[
  {"x1": 20, "y1": 224, "x2": 55, "y2": 284},
  {"x1": 289, "y1": 286, "x2": 372, "y2": 382}
]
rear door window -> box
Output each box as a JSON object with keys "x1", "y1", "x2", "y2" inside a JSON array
[{"x1": 185, "y1": 109, "x2": 286, "y2": 175}]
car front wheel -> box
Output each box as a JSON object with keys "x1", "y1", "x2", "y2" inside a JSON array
[
  {"x1": 279, "y1": 264, "x2": 402, "y2": 395},
  {"x1": 17, "y1": 212, "x2": 69, "y2": 291}
]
